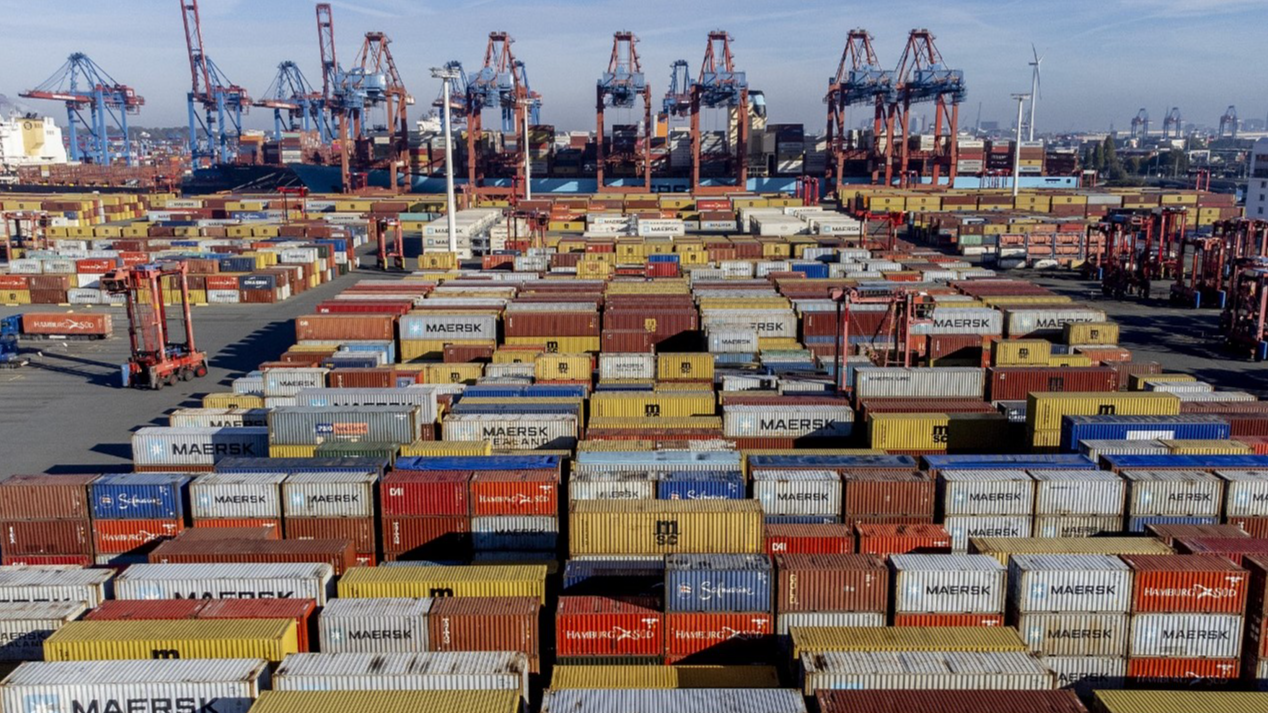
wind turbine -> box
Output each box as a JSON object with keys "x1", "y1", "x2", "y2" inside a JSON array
[{"x1": 1027, "y1": 44, "x2": 1043, "y2": 141}]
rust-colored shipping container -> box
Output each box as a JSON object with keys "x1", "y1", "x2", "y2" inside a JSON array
[
  {"x1": 93, "y1": 518, "x2": 184, "y2": 554},
  {"x1": 556, "y1": 596, "x2": 664, "y2": 658},
  {"x1": 283, "y1": 517, "x2": 376, "y2": 564},
  {"x1": 86, "y1": 597, "x2": 316, "y2": 651},
  {"x1": 327, "y1": 368, "x2": 396, "y2": 388},
  {"x1": 842, "y1": 470, "x2": 935, "y2": 518},
  {"x1": 775, "y1": 554, "x2": 889, "y2": 613},
  {"x1": 191, "y1": 518, "x2": 282, "y2": 537},
  {"x1": 505, "y1": 311, "x2": 600, "y2": 337},
  {"x1": 381, "y1": 471, "x2": 471, "y2": 516},
  {"x1": 856, "y1": 523, "x2": 953, "y2": 557},
  {"x1": 816, "y1": 690, "x2": 1087, "y2": 713},
  {"x1": 147, "y1": 536, "x2": 358, "y2": 574},
  {"x1": 1235, "y1": 436, "x2": 1268, "y2": 454},
  {"x1": 20, "y1": 312, "x2": 111, "y2": 336},
  {"x1": 1122, "y1": 554, "x2": 1249, "y2": 613},
  {"x1": 665, "y1": 611, "x2": 774, "y2": 663},
  {"x1": 381, "y1": 515, "x2": 471, "y2": 560},
  {"x1": 764, "y1": 524, "x2": 854, "y2": 555},
  {"x1": 0, "y1": 519, "x2": 92, "y2": 555},
  {"x1": 601, "y1": 330, "x2": 654, "y2": 353},
  {"x1": 428, "y1": 596, "x2": 541, "y2": 672},
  {"x1": 1, "y1": 554, "x2": 92, "y2": 567},
  {"x1": 1125, "y1": 657, "x2": 1239, "y2": 683},
  {"x1": 0, "y1": 474, "x2": 97, "y2": 519},
  {"x1": 1228, "y1": 416, "x2": 1268, "y2": 437},
  {"x1": 926, "y1": 335, "x2": 988, "y2": 365},
  {"x1": 294, "y1": 314, "x2": 396, "y2": 341},
  {"x1": 470, "y1": 471, "x2": 559, "y2": 516},
  {"x1": 987, "y1": 366, "x2": 1119, "y2": 401},
  {"x1": 1146, "y1": 523, "x2": 1249, "y2": 547},
  {"x1": 444, "y1": 343, "x2": 496, "y2": 363},
  {"x1": 892, "y1": 613, "x2": 1007, "y2": 626},
  {"x1": 1176, "y1": 537, "x2": 1268, "y2": 566},
  {"x1": 1234, "y1": 518, "x2": 1268, "y2": 539}
]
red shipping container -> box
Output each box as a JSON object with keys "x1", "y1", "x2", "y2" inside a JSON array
[
  {"x1": 0, "y1": 276, "x2": 29, "y2": 290},
  {"x1": 75, "y1": 259, "x2": 115, "y2": 273},
  {"x1": 927, "y1": 335, "x2": 988, "y2": 365},
  {"x1": 315, "y1": 300, "x2": 413, "y2": 316},
  {"x1": 428, "y1": 596, "x2": 541, "y2": 672},
  {"x1": 601, "y1": 330, "x2": 654, "y2": 353},
  {"x1": 1234, "y1": 518, "x2": 1268, "y2": 539},
  {"x1": 327, "y1": 368, "x2": 396, "y2": 388},
  {"x1": 20, "y1": 313, "x2": 111, "y2": 337},
  {"x1": 842, "y1": 470, "x2": 936, "y2": 518},
  {"x1": 505, "y1": 312, "x2": 600, "y2": 337},
  {"x1": 93, "y1": 519, "x2": 183, "y2": 555},
  {"x1": 1176, "y1": 537, "x2": 1268, "y2": 566},
  {"x1": 470, "y1": 471, "x2": 559, "y2": 516},
  {"x1": 893, "y1": 613, "x2": 1006, "y2": 626},
  {"x1": 1235, "y1": 436, "x2": 1268, "y2": 454},
  {"x1": 381, "y1": 515, "x2": 471, "y2": 559},
  {"x1": 191, "y1": 518, "x2": 282, "y2": 537},
  {"x1": 294, "y1": 314, "x2": 395, "y2": 341},
  {"x1": 987, "y1": 367, "x2": 1119, "y2": 401},
  {"x1": 284, "y1": 517, "x2": 376, "y2": 563},
  {"x1": 1126, "y1": 657, "x2": 1238, "y2": 683},
  {"x1": 1229, "y1": 416, "x2": 1268, "y2": 437},
  {"x1": 764, "y1": 524, "x2": 854, "y2": 555},
  {"x1": 856, "y1": 523, "x2": 953, "y2": 556},
  {"x1": 556, "y1": 596, "x2": 664, "y2": 657},
  {"x1": 206, "y1": 275, "x2": 242, "y2": 290},
  {"x1": 774, "y1": 554, "x2": 889, "y2": 612},
  {"x1": 444, "y1": 344, "x2": 496, "y2": 364},
  {"x1": 149, "y1": 536, "x2": 357, "y2": 575},
  {"x1": 664, "y1": 612, "x2": 774, "y2": 662},
  {"x1": 179, "y1": 527, "x2": 279, "y2": 542},
  {"x1": 0, "y1": 474, "x2": 97, "y2": 519},
  {"x1": 1122, "y1": 554, "x2": 1249, "y2": 613},
  {"x1": 381, "y1": 471, "x2": 471, "y2": 516},
  {"x1": 1, "y1": 554, "x2": 92, "y2": 567}
]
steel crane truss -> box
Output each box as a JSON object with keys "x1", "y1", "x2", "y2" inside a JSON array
[
  {"x1": 21, "y1": 53, "x2": 144, "y2": 165},
  {"x1": 596, "y1": 31, "x2": 652, "y2": 192}
]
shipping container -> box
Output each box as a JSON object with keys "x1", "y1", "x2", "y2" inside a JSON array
[
  {"x1": 855, "y1": 524, "x2": 952, "y2": 556},
  {"x1": 44, "y1": 619, "x2": 299, "y2": 662},
  {"x1": 1122, "y1": 469, "x2": 1223, "y2": 517},
  {"x1": 765, "y1": 524, "x2": 855, "y2": 555},
  {"x1": 1121, "y1": 554, "x2": 1248, "y2": 613},
  {"x1": 549, "y1": 664, "x2": 781, "y2": 689},
  {"x1": 842, "y1": 470, "x2": 935, "y2": 519},
  {"x1": 249, "y1": 690, "x2": 520, "y2": 713},
  {"x1": 1060, "y1": 415, "x2": 1231, "y2": 452},
  {"x1": 969, "y1": 537, "x2": 1173, "y2": 564},
  {"x1": 775, "y1": 554, "x2": 888, "y2": 612},
  {"x1": 337, "y1": 565, "x2": 546, "y2": 603},
  {"x1": 815, "y1": 690, "x2": 1088, "y2": 713},
  {"x1": 666, "y1": 554, "x2": 772, "y2": 613},
  {"x1": 540, "y1": 689, "x2": 806, "y2": 713},
  {"x1": 1031, "y1": 470, "x2": 1126, "y2": 516},
  {"x1": 114, "y1": 562, "x2": 335, "y2": 605},
  {"x1": 272, "y1": 651, "x2": 530, "y2": 702},
  {"x1": 0, "y1": 601, "x2": 88, "y2": 660},
  {"x1": 752, "y1": 471, "x2": 842, "y2": 517},
  {"x1": 890, "y1": 554, "x2": 1007, "y2": 613},
  {"x1": 282, "y1": 472, "x2": 378, "y2": 518},
  {"x1": 1008, "y1": 554, "x2": 1132, "y2": 613},
  {"x1": 1129, "y1": 612, "x2": 1242, "y2": 658},
  {"x1": 944, "y1": 516, "x2": 1034, "y2": 553},
  {"x1": 0, "y1": 474, "x2": 97, "y2": 519},
  {"x1": 800, "y1": 650, "x2": 1054, "y2": 693},
  {"x1": 789, "y1": 625, "x2": 1026, "y2": 661},
  {"x1": 318, "y1": 597, "x2": 431, "y2": 653},
  {"x1": 555, "y1": 596, "x2": 664, "y2": 657},
  {"x1": 939, "y1": 470, "x2": 1035, "y2": 516},
  {"x1": 1042, "y1": 655, "x2": 1127, "y2": 696},
  {"x1": 724, "y1": 405, "x2": 854, "y2": 439},
  {"x1": 0, "y1": 659, "x2": 269, "y2": 713},
  {"x1": 426, "y1": 597, "x2": 540, "y2": 672},
  {"x1": 132, "y1": 429, "x2": 269, "y2": 467},
  {"x1": 190, "y1": 472, "x2": 287, "y2": 519},
  {"x1": 85, "y1": 598, "x2": 317, "y2": 652},
  {"x1": 90, "y1": 473, "x2": 190, "y2": 520},
  {"x1": 0, "y1": 567, "x2": 113, "y2": 605},
  {"x1": 853, "y1": 367, "x2": 985, "y2": 400},
  {"x1": 569, "y1": 500, "x2": 764, "y2": 555},
  {"x1": 665, "y1": 611, "x2": 774, "y2": 662},
  {"x1": 1093, "y1": 690, "x2": 1263, "y2": 713}
]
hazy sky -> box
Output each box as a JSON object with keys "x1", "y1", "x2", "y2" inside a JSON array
[{"x1": 1, "y1": 0, "x2": 1262, "y2": 135}]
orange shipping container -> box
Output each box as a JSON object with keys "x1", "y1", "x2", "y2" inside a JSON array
[
  {"x1": 1122, "y1": 554, "x2": 1249, "y2": 613},
  {"x1": 21, "y1": 312, "x2": 112, "y2": 336},
  {"x1": 294, "y1": 314, "x2": 396, "y2": 341}
]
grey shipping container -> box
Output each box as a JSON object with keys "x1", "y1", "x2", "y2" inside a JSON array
[
  {"x1": 295, "y1": 388, "x2": 439, "y2": 422},
  {"x1": 890, "y1": 554, "x2": 1006, "y2": 614},
  {"x1": 1030, "y1": 470, "x2": 1126, "y2": 516},
  {"x1": 1129, "y1": 612, "x2": 1243, "y2": 658},
  {"x1": 0, "y1": 602, "x2": 89, "y2": 660},
  {"x1": 267, "y1": 406, "x2": 425, "y2": 446},
  {"x1": 853, "y1": 367, "x2": 985, "y2": 400},
  {"x1": 541, "y1": 689, "x2": 808, "y2": 713},
  {"x1": 190, "y1": 472, "x2": 287, "y2": 519},
  {"x1": 318, "y1": 598, "x2": 432, "y2": 653},
  {"x1": 1122, "y1": 470, "x2": 1224, "y2": 518},
  {"x1": 1016, "y1": 612, "x2": 1129, "y2": 656},
  {"x1": 282, "y1": 472, "x2": 378, "y2": 518},
  {"x1": 939, "y1": 470, "x2": 1035, "y2": 516},
  {"x1": 132, "y1": 427, "x2": 269, "y2": 466},
  {"x1": 0, "y1": 568, "x2": 113, "y2": 606},
  {"x1": 1008, "y1": 554, "x2": 1132, "y2": 613},
  {"x1": 272, "y1": 651, "x2": 529, "y2": 702},
  {"x1": 944, "y1": 516, "x2": 1032, "y2": 552},
  {"x1": 114, "y1": 563, "x2": 335, "y2": 605},
  {"x1": 0, "y1": 659, "x2": 269, "y2": 713}
]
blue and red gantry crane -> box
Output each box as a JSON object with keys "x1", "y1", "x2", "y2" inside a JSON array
[
  {"x1": 690, "y1": 30, "x2": 748, "y2": 193},
  {"x1": 20, "y1": 53, "x2": 145, "y2": 165},
  {"x1": 179, "y1": 0, "x2": 251, "y2": 165},
  {"x1": 596, "y1": 31, "x2": 652, "y2": 192},
  {"x1": 255, "y1": 61, "x2": 330, "y2": 143}
]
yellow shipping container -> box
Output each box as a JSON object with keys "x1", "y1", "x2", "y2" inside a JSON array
[
  {"x1": 1162, "y1": 439, "x2": 1252, "y2": 455},
  {"x1": 577, "y1": 260, "x2": 612, "y2": 278},
  {"x1": 790, "y1": 627, "x2": 1026, "y2": 662},
  {"x1": 423, "y1": 363, "x2": 483, "y2": 384},
  {"x1": 249, "y1": 691, "x2": 519, "y2": 713},
  {"x1": 1026, "y1": 392, "x2": 1181, "y2": 435},
  {"x1": 337, "y1": 565, "x2": 547, "y2": 602},
  {"x1": 1093, "y1": 691, "x2": 1268, "y2": 713},
  {"x1": 587, "y1": 416, "x2": 723, "y2": 430},
  {"x1": 399, "y1": 439, "x2": 492, "y2": 457},
  {"x1": 44, "y1": 619, "x2": 298, "y2": 662},
  {"x1": 492, "y1": 347, "x2": 543, "y2": 364},
  {"x1": 550, "y1": 665, "x2": 781, "y2": 690},
  {"x1": 992, "y1": 339, "x2": 1052, "y2": 366},
  {"x1": 656, "y1": 353, "x2": 714, "y2": 382},
  {"x1": 757, "y1": 337, "x2": 802, "y2": 350},
  {"x1": 1047, "y1": 354, "x2": 1093, "y2": 367},
  {"x1": 0, "y1": 290, "x2": 31, "y2": 305},
  {"x1": 535, "y1": 353, "x2": 593, "y2": 381},
  {"x1": 698, "y1": 297, "x2": 789, "y2": 310},
  {"x1": 203, "y1": 393, "x2": 265, "y2": 409},
  {"x1": 605, "y1": 281, "x2": 690, "y2": 295},
  {"x1": 653, "y1": 381, "x2": 714, "y2": 392},
  {"x1": 591, "y1": 392, "x2": 716, "y2": 418},
  {"x1": 1129, "y1": 373, "x2": 1197, "y2": 390},
  {"x1": 270, "y1": 444, "x2": 318, "y2": 458},
  {"x1": 569, "y1": 500, "x2": 763, "y2": 555},
  {"x1": 418, "y1": 252, "x2": 458, "y2": 270},
  {"x1": 868, "y1": 413, "x2": 1012, "y2": 452},
  {"x1": 980, "y1": 295, "x2": 1073, "y2": 307},
  {"x1": 1064, "y1": 321, "x2": 1119, "y2": 345},
  {"x1": 968, "y1": 536, "x2": 1173, "y2": 565}
]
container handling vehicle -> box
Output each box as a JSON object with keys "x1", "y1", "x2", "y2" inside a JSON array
[
  {"x1": 100, "y1": 262, "x2": 208, "y2": 388},
  {"x1": 0, "y1": 316, "x2": 28, "y2": 368}
]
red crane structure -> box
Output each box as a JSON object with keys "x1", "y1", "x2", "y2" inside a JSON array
[
  {"x1": 464, "y1": 32, "x2": 531, "y2": 198},
  {"x1": 179, "y1": 0, "x2": 250, "y2": 165},
  {"x1": 690, "y1": 31, "x2": 749, "y2": 194},
  {"x1": 596, "y1": 31, "x2": 652, "y2": 193},
  {"x1": 883, "y1": 30, "x2": 964, "y2": 187},
  {"x1": 825, "y1": 29, "x2": 891, "y2": 185},
  {"x1": 101, "y1": 262, "x2": 208, "y2": 389}
]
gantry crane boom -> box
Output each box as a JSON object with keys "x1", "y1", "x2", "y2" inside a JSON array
[
  {"x1": 20, "y1": 53, "x2": 145, "y2": 166},
  {"x1": 884, "y1": 29, "x2": 965, "y2": 187},
  {"x1": 690, "y1": 30, "x2": 748, "y2": 193},
  {"x1": 596, "y1": 31, "x2": 652, "y2": 192},
  {"x1": 824, "y1": 29, "x2": 893, "y2": 184},
  {"x1": 179, "y1": 0, "x2": 250, "y2": 165}
]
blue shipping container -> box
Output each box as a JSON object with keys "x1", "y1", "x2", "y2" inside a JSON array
[
  {"x1": 648, "y1": 254, "x2": 680, "y2": 264},
  {"x1": 749, "y1": 455, "x2": 917, "y2": 470},
  {"x1": 394, "y1": 455, "x2": 561, "y2": 472},
  {"x1": 1059, "y1": 415, "x2": 1232, "y2": 453},
  {"x1": 239, "y1": 275, "x2": 278, "y2": 291},
  {"x1": 215, "y1": 457, "x2": 388, "y2": 474},
  {"x1": 562, "y1": 559, "x2": 665, "y2": 597},
  {"x1": 764, "y1": 514, "x2": 842, "y2": 525},
  {"x1": 1128, "y1": 515, "x2": 1220, "y2": 533},
  {"x1": 658, "y1": 472, "x2": 746, "y2": 500},
  {"x1": 921, "y1": 454, "x2": 1096, "y2": 473},
  {"x1": 91, "y1": 474, "x2": 190, "y2": 520},
  {"x1": 791, "y1": 263, "x2": 829, "y2": 279},
  {"x1": 1102, "y1": 454, "x2": 1268, "y2": 471},
  {"x1": 665, "y1": 554, "x2": 772, "y2": 613},
  {"x1": 321, "y1": 356, "x2": 380, "y2": 369},
  {"x1": 219, "y1": 257, "x2": 256, "y2": 273}
]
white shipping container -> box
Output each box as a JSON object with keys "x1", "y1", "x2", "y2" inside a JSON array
[
  {"x1": 853, "y1": 367, "x2": 985, "y2": 400},
  {"x1": 190, "y1": 472, "x2": 288, "y2": 519},
  {"x1": 721, "y1": 375, "x2": 778, "y2": 392},
  {"x1": 319, "y1": 598, "x2": 432, "y2": 653},
  {"x1": 1008, "y1": 554, "x2": 1132, "y2": 613},
  {"x1": 1041, "y1": 655, "x2": 1126, "y2": 694},
  {"x1": 0, "y1": 602, "x2": 88, "y2": 660},
  {"x1": 701, "y1": 311, "x2": 799, "y2": 338},
  {"x1": 443, "y1": 413, "x2": 577, "y2": 449},
  {"x1": 1016, "y1": 612, "x2": 1129, "y2": 656},
  {"x1": 542, "y1": 690, "x2": 806, "y2": 713},
  {"x1": 1078, "y1": 439, "x2": 1169, "y2": 464},
  {"x1": 131, "y1": 427, "x2": 269, "y2": 466},
  {"x1": 1004, "y1": 308, "x2": 1106, "y2": 338},
  {"x1": 751, "y1": 470, "x2": 842, "y2": 516},
  {"x1": 0, "y1": 659, "x2": 268, "y2": 713},
  {"x1": 1122, "y1": 470, "x2": 1223, "y2": 517},
  {"x1": 1218, "y1": 470, "x2": 1268, "y2": 518},
  {"x1": 233, "y1": 373, "x2": 264, "y2": 395},
  {"x1": 1130, "y1": 612, "x2": 1243, "y2": 658},
  {"x1": 799, "y1": 650, "x2": 1054, "y2": 694},
  {"x1": 1031, "y1": 470, "x2": 1126, "y2": 516},
  {"x1": 282, "y1": 472, "x2": 378, "y2": 518},
  {"x1": 775, "y1": 611, "x2": 885, "y2": 637},
  {"x1": 0, "y1": 568, "x2": 113, "y2": 606},
  {"x1": 598, "y1": 353, "x2": 656, "y2": 381},
  {"x1": 891, "y1": 554, "x2": 1006, "y2": 614},
  {"x1": 263, "y1": 368, "x2": 329, "y2": 397},
  {"x1": 273, "y1": 651, "x2": 529, "y2": 701},
  {"x1": 484, "y1": 363, "x2": 536, "y2": 379},
  {"x1": 399, "y1": 314, "x2": 497, "y2": 341},
  {"x1": 944, "y1": 516, "x2": 1033, "y2": 552},
  {"x1": 1173, "y1": 391, "x2": 1257, "y2": 403},
  {"x1": 724, "y1": 406, "x2": 854, "y2": 440},
  {"x1": 1147, "y1": 381, "x2": 1215, "y2": 394},
  {"x1": 294, "y1": 388, "x2": 439, "y2": 422},
  {"x1": 169, "y1": 408, "x2": 270, "y2": 429},
  {"x1": 910, "y1": 308, "x2": 1003, "y2": 336},
  {"x1": 568, "y1": 474, "x2": 656, "y2": 501},
  {"x1": 114, "y1": 563, "x2": 335, "y2": 605},
  {"x1": 707, "y1": 329, "x2": 760, "y2": 353},
  {"x1": 1033, "y1": 515, "x2": 1123, "y2": 538},
  {"x1": 940, "y1": 470, "x2": 1035, "y2": 516}
]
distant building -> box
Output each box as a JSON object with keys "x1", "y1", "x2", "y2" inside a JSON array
[{"x1": 1250, "y1": 138, "x2": 1268, "y2": 218}]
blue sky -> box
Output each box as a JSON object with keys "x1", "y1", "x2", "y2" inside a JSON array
[{"x1": 0, "y1": 0, "x2": 1262, "y2": 134}]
